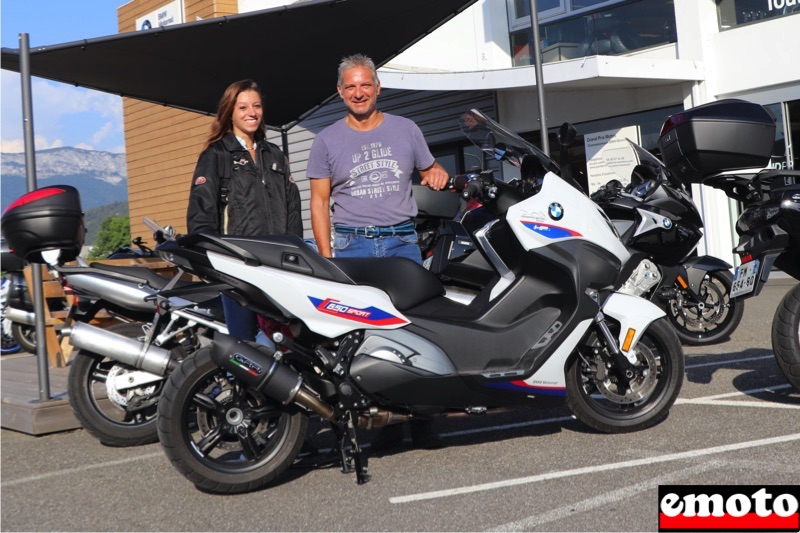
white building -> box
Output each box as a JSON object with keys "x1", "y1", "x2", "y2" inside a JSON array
[{"x1": 278, "y1": 0, "x2": 800, "y2": 265}]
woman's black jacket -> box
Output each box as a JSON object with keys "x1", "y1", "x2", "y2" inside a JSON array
[{"x1": 186, "y1": 132, "x2": 303, "y2": 238}]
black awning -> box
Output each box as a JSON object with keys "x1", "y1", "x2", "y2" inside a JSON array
[{"x1": 1, "y1": 0, "x2": 476, "y2": 129}]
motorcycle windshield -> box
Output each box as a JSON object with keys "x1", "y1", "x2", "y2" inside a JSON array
[{"x1": 459, "y1": 109, "x2": 558, "y2": 175}]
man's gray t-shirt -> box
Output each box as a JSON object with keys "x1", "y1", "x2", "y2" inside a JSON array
[{"x1": 307, "y1": 113, "x2": 435, "y2": 227}]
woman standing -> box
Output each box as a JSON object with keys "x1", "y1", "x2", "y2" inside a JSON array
[{"x1": 187, "y1": 79, "x2": 303, "y2": 341}]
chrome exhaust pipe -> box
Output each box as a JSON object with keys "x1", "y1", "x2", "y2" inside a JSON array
[
  {"x1": 66, "y1": 322, "x2": 172, "y2": 376},
  {"x1": 6, "y1": 307, "x2": 35, "y2": 326}
]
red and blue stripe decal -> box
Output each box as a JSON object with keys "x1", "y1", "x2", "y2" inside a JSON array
[
  {"x1": 521, "y1": 220, "x2": 582, "y2": 239},
  {"x1": 486, "y1": 379, "x2": 566, "y2": 397},
  {"x1": 308, "y1": 297, "x2": 407, "y2": 326}
]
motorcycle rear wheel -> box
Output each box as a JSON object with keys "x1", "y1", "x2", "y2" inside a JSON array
[
  {"x1": 11, "y1": 322, "x2": 36, "y2": 353},
  {"x1": 68, "y1": 322, "x2": 161, "y2": 446},
  {"x1": 667, "y1": 270, "x2": 744, "y2": 345},
  {"x1": 157, "y1": 345, "x2": 308, "y2": 494},
  {"x1": 566, "y1": 317, "x2": 684, "y2": 433},
  {"x1": 1, "y1": 321, "x2": 20, "y2": 355},
  {"x1": 772, "y1": 283, "x2": 800, "y2": 391}
]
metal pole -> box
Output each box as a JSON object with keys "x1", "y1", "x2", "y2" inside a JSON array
[
  {"x1": 528, "y1": 0, "x2": 550, "y2": 156},
  {"x1": 19, "y1": 33, "x2": 51, "y2": 401}
]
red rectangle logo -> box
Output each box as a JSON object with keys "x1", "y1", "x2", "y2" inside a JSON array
[{"x1": 658, "y1": 485, "x2": 799, "y2": 532}]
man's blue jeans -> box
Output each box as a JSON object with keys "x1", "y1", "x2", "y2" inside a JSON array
[{"x1": 332, "y1": 231, "x2": 422, "y2": 265}]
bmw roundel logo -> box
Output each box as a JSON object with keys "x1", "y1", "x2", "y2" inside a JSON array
[
  {"x1": 549, "y1": 203, "x2": 564, "y2": 220},
  {"x1": 662, "y1": 217, "x2": 673, "y2": 229}
]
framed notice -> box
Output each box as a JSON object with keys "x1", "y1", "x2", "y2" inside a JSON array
[{"x1": 584, "y1": 126, "x2": 641, "y2": 194}]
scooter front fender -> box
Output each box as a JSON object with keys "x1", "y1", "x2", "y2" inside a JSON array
[
  {"x1": 602, "y1": 292, "x2": 666, "y2": 359},
  {"x1": 680, "y1": 255, "x2": 733, "y2": 300}
]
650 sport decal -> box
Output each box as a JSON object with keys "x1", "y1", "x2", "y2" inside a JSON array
[
  {"x1": 308, "y1": 297, "x2": 407, "y2": 326},
  {"x1": 521, "y1": 220, "x2": 583, "y2": 240}
]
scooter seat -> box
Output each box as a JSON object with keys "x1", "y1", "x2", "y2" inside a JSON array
[{"x1": 330, "y1": 257, "x2": 444, "y2": 311}]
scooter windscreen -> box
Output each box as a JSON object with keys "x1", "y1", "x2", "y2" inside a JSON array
[{"x1": 459, "y1": 109, "x2": 559, "y2": 176}]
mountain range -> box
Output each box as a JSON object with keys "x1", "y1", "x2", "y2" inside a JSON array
[{"x1": 1, "y1": 147, "x2": 128, "y2": 213}]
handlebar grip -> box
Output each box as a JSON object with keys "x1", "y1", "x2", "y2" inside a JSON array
[{"x1": 451, "y1": 174, "x2": 470, "y2": 192}]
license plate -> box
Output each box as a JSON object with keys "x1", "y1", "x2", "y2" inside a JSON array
[{"x1": 731, "y1": 259, "x2": 760, "y2": 298}]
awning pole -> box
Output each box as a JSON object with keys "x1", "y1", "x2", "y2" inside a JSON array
[
  {"x1": 528, "y1": 0, "x2": 549, "y2": 156},
  {"x1": 19, "y1": 32, "x2": 51, "y2": 401}
]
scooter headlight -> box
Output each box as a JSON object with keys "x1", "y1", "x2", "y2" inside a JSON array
[{"x1": 736, "y1": 205, "x2": 780, "y2": 234}]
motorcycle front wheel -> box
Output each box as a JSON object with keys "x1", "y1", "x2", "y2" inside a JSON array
[
  {"x1": 157, "y1": 345, "x2": 308, "y2": 494},
  {"x1": 68, "y1": 322, "x2": 162, "y2": 446},
  {"x1": 667, "y1": 270, "x2": 744, "y2": 345},
  {"x1": 566, "y1": 317, "x2": 684, "y2": 433},
  {"x1": 11, "y1": 322, "x2": 36, "y2": 353},
  {"x1": 772, "y1": 283, "x2": 800, "y2": 390}
]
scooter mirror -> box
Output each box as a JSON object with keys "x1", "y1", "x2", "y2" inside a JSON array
[{"x1": 557, "y1": 122, "x2": 578, "y2": 148}]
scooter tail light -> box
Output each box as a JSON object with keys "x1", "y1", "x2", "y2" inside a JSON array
[
  {"x1": 621, "y1": 328, "x2": 636, "y2": 352},
  {"x1": 739, "y1": 253, "x2": 753, "y2": 264},
  {"x1": 659, "y1": 113, "x2": 685, "y2": 137}
]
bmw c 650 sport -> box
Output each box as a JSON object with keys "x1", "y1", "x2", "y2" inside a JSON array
[{"x1": 146, "y1": 109, "x2": 684, "y2": 493}]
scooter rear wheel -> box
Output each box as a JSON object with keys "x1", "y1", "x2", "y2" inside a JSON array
[
  {"x1": 157, "y1": 345, "x2": 308, "y2": 494},
  {"x1": 566, "y1": 317, "x2": 684, "y2": 433},
  {"x1": 772, "y1": 283, "x2": 800, "y2": 391}
]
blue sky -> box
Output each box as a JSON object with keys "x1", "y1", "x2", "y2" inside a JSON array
[{"x1": 1, "y1": 1, "x2": 125, "y2": 153}]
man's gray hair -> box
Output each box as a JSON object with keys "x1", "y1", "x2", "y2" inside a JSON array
[{"x1": 337, "y1": 54, "x2": 380, "y2": 86}]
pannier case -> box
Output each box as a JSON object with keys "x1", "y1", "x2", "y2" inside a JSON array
[
  {"x1": 1, "y1": 185, "x2": 85, "y2": 263},
  {"x1": 658, "y1": 99, "x2": 776, "y2": 184}
]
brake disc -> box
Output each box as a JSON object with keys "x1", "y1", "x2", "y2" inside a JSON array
[
  {"x1": 105, "y1": 365, "x2": 157, "y2": 411},
  {"x1": 593, "y1": 344, "x2": 660, "y2": 404}
]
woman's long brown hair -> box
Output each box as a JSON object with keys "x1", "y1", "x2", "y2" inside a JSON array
[{"x1": 203, "y1": 79, "x2": 265, "y2": 151}]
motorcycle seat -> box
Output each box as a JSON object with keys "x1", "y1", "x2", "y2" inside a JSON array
[{"x1": 330, "y1": 257, "x2": 445, "y2": 311}]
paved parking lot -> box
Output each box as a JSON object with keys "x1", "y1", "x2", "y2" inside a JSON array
[{"x1": 1, "y1": 278, "x2": 798, "y2": 532}]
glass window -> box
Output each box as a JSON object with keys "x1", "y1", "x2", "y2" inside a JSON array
[
  {"x1": 570, "y1": 0, "x2": 615, "y2": 10},
  {"x1": 513, "y1": 105, "x2": 683, "y2": 191},
  {"x1": 509, "y1": 0, "x2": 566, "y2": 29},
  {"x1": 511, "y1": 0, "x2": 676, "y2": 67},
  {"x1": 717, "y1": 0, "x2": 800, "y2": 30}
]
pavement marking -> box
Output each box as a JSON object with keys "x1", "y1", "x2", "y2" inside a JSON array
[
  {"x1": 490, "y1": 461, "x2": 723, "y2": 532},
  {"x1": 389, "y1": 433, "x2": 800, "y2": 504},
  {"x1": 675, "y1": 384, "x2": 799, "y2": 409},
  {"x1": 685, "y1": 355, "x2": 773, "y2": 369},
  {"x1": 0, "y1": 451, "x2": 165, "y2": 487}
]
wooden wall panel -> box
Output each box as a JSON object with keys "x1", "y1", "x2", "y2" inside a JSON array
[{"x1": 117, "y1": 0, "x2": 232, "y2": 240}]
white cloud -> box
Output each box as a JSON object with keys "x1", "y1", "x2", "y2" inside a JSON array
[
  {"x1": 1, "y1": 70, "x2": 123, "y2": 151},
  {"x1": 91, "y1": 121, "x2": 115, "y2": 145},
  {"x1": 1, "y1": 135, "x2": 64, "y2": 153}
]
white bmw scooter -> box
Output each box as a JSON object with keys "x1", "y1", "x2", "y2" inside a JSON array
[{"x1": 152, "y1": 109, "x2": 684, "y2": 493}]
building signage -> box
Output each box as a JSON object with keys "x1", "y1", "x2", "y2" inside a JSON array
[
  {"x1": 584, "y1": 126, "x2": 641, "y2": 194},
  {"x1": 135, "y1": 0, "x2": 184, "y2": 31}
]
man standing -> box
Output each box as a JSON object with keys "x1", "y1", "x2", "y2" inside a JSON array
[{"x1": 307, "y1": 54, "x2": 448, "y2": 450}]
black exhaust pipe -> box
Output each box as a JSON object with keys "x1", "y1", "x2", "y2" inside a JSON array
[{"x1": 210, "y1": 333, "x2": 335, "y2": 420}]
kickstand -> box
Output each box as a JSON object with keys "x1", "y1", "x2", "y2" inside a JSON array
[{"x1": 335, "y1": 411, "x2": 370, "y2": 484}]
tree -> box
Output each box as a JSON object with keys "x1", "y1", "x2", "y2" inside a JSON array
[{"x1": 88, "y1": 215, "x2": 130, "y2": 260}]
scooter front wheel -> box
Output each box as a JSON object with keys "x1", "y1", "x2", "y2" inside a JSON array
[
  {"x1": 566, "y1": 317, "x2": 684, "y2": 433},
  {"x1": 157, "y1": 345, "x2": 308, "y2": 494},
  {"x1": 772, "y1": 283, "x2": 800, "y2": 391}
]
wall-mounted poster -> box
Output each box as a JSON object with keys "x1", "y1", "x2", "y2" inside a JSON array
[{"x1": 584, "y1": 125, "x2": 641, "y2": 194}]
